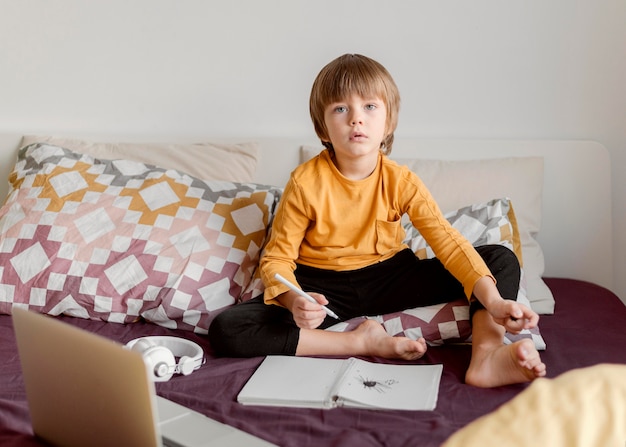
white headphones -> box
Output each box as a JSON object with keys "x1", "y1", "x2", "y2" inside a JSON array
[{"x1": 125, "y1": 336, "x2": 204, "y2": 382}]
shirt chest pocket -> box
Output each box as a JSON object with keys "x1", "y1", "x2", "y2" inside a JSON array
[{"x1": 375, "y1": 218, "x2": 403, "y2": 254}]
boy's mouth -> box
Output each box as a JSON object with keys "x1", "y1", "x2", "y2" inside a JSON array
[{"x1": 350, "y1": 132, "x2": 367, "y2": 141}]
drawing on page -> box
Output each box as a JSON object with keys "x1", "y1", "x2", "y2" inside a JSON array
[{"x1": 356, "y1": 376, "x2": 399, "y2": 393}]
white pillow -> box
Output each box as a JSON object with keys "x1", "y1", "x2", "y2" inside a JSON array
[
  {"x1": 300, "y1": 146, "x2": 554, "y2": 314},
  {"x1": 20, "y1": 135, "x2": 259, "y2": 183}
]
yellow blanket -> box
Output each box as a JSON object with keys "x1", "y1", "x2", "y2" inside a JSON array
[{"x1": 444, "y1": 364, "x2": 626, "y2": 447}]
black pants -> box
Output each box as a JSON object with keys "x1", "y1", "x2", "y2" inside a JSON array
[{"x1": 208, "y1": 245, "x2": 520, "y2": 357}]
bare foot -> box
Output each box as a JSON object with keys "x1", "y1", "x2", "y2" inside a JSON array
[
  {"x1": 354, "y1": 319, "x2": 427, "y2": 360},
  {"x1": 465, "y1": 338, "x2": 546, "y2": 388}
]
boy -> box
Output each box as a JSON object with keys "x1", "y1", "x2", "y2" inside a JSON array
[{"x1": 209, "y1": 54, "x2": 546, "y2": 388}]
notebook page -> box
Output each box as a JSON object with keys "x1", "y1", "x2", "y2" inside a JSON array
[{"x1": 335, "y1": 360, "x2": 443, "y2": 411}]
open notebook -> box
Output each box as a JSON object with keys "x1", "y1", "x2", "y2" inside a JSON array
[
  {"x1": 238, "y1": 356, "x2": 443, "y2": 411},
  {"x1": 12, "y1": 308, "x2": 275, "y2": 447}
]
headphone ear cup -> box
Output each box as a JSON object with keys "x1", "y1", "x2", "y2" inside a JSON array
[
  {"x1": 178, "y1": 355, "x2": 195, "y2": 376},
  {"x1": 141, "y1": 345, "x2": 176, "y2": 382}
]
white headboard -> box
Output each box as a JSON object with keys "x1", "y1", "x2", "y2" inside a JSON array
[{"x1": 0, "y1": 134, "x2": 613, "y2": 293}]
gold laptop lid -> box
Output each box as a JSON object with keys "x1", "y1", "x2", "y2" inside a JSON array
[{"x1": 12, "y1": 308, "x2": 161, "y2": 447}]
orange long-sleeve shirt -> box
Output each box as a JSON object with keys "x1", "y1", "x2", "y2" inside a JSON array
[{"x1": 260, "y1": 149, "x2": 492, "y2": 305}]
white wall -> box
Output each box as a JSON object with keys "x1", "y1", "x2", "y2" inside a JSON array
[{"x1": 1, "y1": 0, "x2": 625, "y2": 299}]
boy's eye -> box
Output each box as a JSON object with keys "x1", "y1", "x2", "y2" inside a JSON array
[
  {"x1": 365, "y1": 104, "x2": 377, "y2": 110},
  {"x1": 334, "y1": 106, "x2": 348, "y2": 113}
]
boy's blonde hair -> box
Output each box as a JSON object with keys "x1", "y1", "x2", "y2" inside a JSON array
[{"x1": 309, "y1": 54, "x2": 400, "y2": 155}]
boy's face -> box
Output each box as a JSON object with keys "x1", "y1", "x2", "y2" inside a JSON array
[{"x1": 323, "y1": 94, "x2": 388, "y2": 160}]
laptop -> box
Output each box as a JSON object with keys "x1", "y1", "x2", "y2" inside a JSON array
[{"x1": 12, "y1": 308, "x2": 275, "y2": 447}]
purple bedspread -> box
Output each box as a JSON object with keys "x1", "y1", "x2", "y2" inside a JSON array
[{"x1": 1, "y1": 278, "x2": 625, "y2": 447}]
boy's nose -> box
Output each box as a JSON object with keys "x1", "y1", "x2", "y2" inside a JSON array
[{"x1": 350, "y1": 113, "x2": 363, "y2": 125}]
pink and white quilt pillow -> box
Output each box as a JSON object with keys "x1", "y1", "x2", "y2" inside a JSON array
[
  {"x1": 0, "y1": 143, "x2": 281, "y2": 333},
  {"x1": 327, "y1": 291, "x2": 545, "y2": 350}
]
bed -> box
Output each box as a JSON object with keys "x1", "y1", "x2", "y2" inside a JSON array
[{"x1": 0, "y1": 134, "x2": 623, "y2": 447}]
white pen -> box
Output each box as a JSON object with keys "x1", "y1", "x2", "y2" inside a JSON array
[{"x1": 274, "y1": 273, "x2": 339, "y2": 320}]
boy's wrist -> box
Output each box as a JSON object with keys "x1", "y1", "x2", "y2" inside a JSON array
[
  {"x1": 472, "y1": 276, "x2": 503, "y2": 311},
  {"x1": 275, "y1": 291, "x2": 298, "y2": 312}
]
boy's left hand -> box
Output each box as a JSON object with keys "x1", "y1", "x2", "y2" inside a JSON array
[{"x1": 489, "y1": 300, "x2": 539, "y2": 334}]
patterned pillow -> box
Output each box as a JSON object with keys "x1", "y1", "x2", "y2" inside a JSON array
[
  {"x1": 403, "y1": 197, "x2": 523, "y2": 263},
  {"x1": 0, "y1": 144, "x2": 281, "y2": 333},
  {"x1": 326, "y1": 198, "x2": 546, "y2": 349}
]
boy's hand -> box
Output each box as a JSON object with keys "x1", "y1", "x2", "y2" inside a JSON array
[
  {"x1": 488, "y1": 299, "x2": 539, "y2": 334},
  {"x1": 280, "y1": 291, "x2": 329, "y2": 329}
]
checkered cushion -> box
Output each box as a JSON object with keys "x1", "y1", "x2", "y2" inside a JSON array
[
  {"x1": 0, "y1": 144, "x2": 281, "y2": 333},
  {"x1": 327, "y1": 292, "x2": 545, "y2": 349},
  {"x1": 403, "y1": 197, "x2": 523, "y2": 263},
  {"x1": 327, "y1": 299, "x2": 472, "y2": 345}
]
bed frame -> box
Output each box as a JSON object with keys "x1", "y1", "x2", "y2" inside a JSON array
[{"x1": 0, "y1": 134, "x2": 621, "y2": 447}]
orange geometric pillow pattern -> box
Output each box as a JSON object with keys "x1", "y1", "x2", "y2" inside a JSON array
[{"x1": 0, "y1": 144, "x2": 281, "y2": 333}]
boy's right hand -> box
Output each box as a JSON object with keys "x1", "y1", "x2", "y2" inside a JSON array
[{"x1": 280, "y1": 291, "x2": 329, "y2": 329}]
